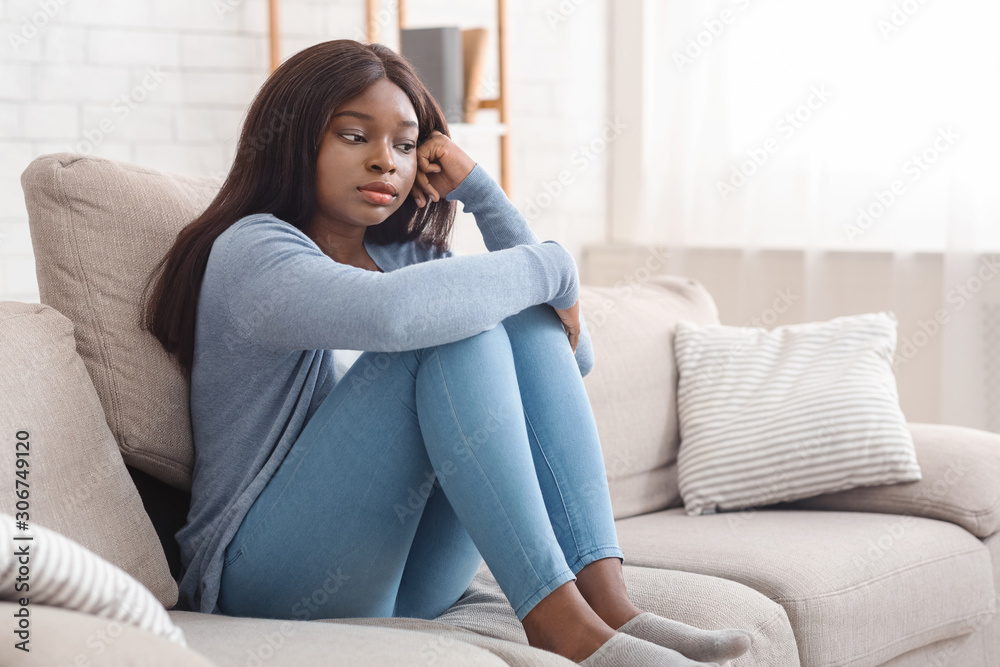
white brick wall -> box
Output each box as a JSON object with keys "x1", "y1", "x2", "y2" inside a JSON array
[{"x1": 0, "y1": 0, "x2": 610, "y2": 303}]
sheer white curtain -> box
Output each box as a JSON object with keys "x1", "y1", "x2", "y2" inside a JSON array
[{"x1": 624, "y1": 0, "x2": 1000, "y2": 430}]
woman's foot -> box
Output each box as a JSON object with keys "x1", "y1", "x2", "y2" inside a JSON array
[
  {"x1": 578, "y1": 632, "x2": 724, "y2": 666},
  {"x1": 616, "y1": 613, "x2": 752, "y2": 663},
  {"x1": 574, "y1": 557, "x2": 752, "y2": 663},
  {"x1": 521, "y1": 580, "x2": 618, "y2": 663},
  {"x1": 521, "y1": 579, "x2": 734, "y2": 665}
]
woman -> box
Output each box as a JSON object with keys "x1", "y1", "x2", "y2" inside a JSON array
[{"x1": 141, "y1": 39, "x2": 751, "y2": 666}]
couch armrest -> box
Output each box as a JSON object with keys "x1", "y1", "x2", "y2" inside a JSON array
[{"x1": 778, "y1": 422, "x2": 1000, "y2": 538}]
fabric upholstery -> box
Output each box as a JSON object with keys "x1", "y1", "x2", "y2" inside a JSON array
[
  {"x1": 327, "y1": 617, "x2": 575, "y2": 667},
  {"x1": 781, "y1": 421, "x2": 1000, "y2": 538},
  {"x1": 432, "y1": 559, "x2": 801, "y2": 666},
  {"x1": 0, "y1": 513, "x2": 185, "y2": 646},
  {"x1": 577, "y1": 275, "x2": 720, "y2": 519},
  {"x1": 171, "y1": 608, "x2": 515, "y2": 667},
  {"x1": 0, "y1": 301, "x2": 176, "y2": 608},
  {"x1": 879, "y1": 632, "x2": 989, "y2": 667},
  {"x1": 879, "y1": 525, "x2": 1000, "y2": 665},
  {"x1": 614, "y1": 508, "x2": 995, "y2": 666},
  {"x1": 672, "y1": 311, "x2": 921, "y2": 515},
  {"x1": 20, "y1": 153, "x2": 222, "y2": 491},
  {"x1": 0, "y1": 602, "x2": 214, "y2": 667}
]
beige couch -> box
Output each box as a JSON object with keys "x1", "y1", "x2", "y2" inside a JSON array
[{"x1": 3, "y1": 152, "x2": 1000, "y2": 666}]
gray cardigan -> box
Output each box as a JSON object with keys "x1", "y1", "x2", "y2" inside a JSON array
[{"x1": 176, "y1": 162, "x2": 593, "y2": 614}]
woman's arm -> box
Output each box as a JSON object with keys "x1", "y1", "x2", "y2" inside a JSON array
[
  {"x1": 444, "y1": 163, "x2": 595, "y2": 377},
  {"x1": 444, "y1": 162, "x2": 541, "y2": 250},
  {"x1": 221, "y1": 215, "x2": 580, "y2": 354}
]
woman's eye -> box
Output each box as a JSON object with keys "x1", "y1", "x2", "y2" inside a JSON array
[{"x1": 342, "y1": 134, "x2": 414, "y2": 153}]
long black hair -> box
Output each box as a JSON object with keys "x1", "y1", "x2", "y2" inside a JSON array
[{"x1": 140, "y1": 39, "x2": 456, "y2": 379}]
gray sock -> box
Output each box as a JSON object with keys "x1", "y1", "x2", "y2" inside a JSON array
[
  {"x1": 615, "y1": 612, "x2": 752, "y2": 663},
  {"x1": 578, "y1": 632, "x2": 722, "y2": 667}
]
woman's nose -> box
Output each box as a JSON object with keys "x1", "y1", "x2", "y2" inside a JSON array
[{"x1": 367, "y1": 139, "x2": 395, "y2": 173}]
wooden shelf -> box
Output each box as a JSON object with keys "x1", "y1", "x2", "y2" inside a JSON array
[
  {"x1": 265, "y1": 0, "x2": 512, "y2": 195},
  {"x1": 367, "y1": 0, "x2": 512, "y2": 195}
]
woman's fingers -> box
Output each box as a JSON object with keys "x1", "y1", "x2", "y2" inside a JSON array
[
  {"x1": 415, "y1": 169, "x2": 429, "y2": 192},
  {"x1": 420, "y1": 159, "x2": 442, "y2": 173},
  {"x1": 418, "y1": 146, "x2": 443, "y2": 171},
  {"x1": 552, "y1": 301, "x2": 581, "y2": 354},
  {"x1": 412, "y1": 173, "x2": 427, "y2": 207},
  {"x1": 414, "y1": 170, "x2": 439, "y2": 206},
  {"x1": 414, "y1": 132, "x2": 456, "y2": 205},
  {"x1": 418, "y1": 170, "x2": 440, "y2": 202}
]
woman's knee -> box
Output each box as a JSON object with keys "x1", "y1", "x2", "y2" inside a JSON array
[
  {"x1": 420, "y1": 305, "x2": 558, "y2": 361},
  {"x1": 504, "y1": 303, "x2": 563, "y2": 335},
  {"x1": 508, "y1": 302, "x2": 559, "y2": 325},
  {"x1": 500, "y1": 304, "x2": 568, "y2": 353},
  {"x1": 421, "y1": 321, "x2": 512, "y2": 361}
]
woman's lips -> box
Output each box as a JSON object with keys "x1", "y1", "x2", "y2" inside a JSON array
[{"x1": 358, "y1": 189, "x2": 396, "y2": 206}]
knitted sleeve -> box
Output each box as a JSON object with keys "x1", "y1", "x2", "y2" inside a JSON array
[
  {"x1": 443, "y1": 163, "x2": 595, "y2": 377},
  {"x1": 221, "y1": 215, "x2": 580, "y2": 354}
]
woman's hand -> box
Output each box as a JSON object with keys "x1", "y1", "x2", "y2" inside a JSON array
[
  {"x1": 552, "y1": 300, "x2": 581, "y2": 354},
  {"x1": 412, "y1": 130, "x2": 476, "y2": 207}
]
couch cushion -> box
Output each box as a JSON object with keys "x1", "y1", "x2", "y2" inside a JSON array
[
  {"x1": 433, "y1": 558, "x2": 801, "y2": 666},
  {"x1": 327, "y1": 616, "x2": 576, "y2": 666},
  {"x1": 780, "y1": 422, "x2": 1000, "y2": 538},
  {"x1": 0, "y1": 602, "x2": 215, "y2": 667},
  {"x1": 0, "y1": 302, "x2": 177, "y2": 608},
  {"x1": 578, "y1": 275, "x2": 720, "y2": 519},
  {"x1": 170, "y1": 609, "x2": 516, "y2": 667},
  {"x1": 870, "y1": 526, "x2": 1000, "y2": 665},
  {"x1": 21, "y1": 153, "x2": 222, "y2": 491},
  {"x1": 614, "y1": 508, "x2": 995, "y2": 666}
]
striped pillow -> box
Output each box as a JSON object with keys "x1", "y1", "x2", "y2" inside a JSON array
[
  {"x1": 0, "y1": 514, "x2": 186, "y2": 646},
  {"x1": 674, "y1": 311, "x2": 922, "y2": 516}
]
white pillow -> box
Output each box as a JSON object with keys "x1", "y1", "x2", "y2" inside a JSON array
[
  {"x1": 0, "y1": 513, "x2": 186, "y2": 646},
  {"x1": 674, "y1": 311, "x2": 922, "y2": 516}
]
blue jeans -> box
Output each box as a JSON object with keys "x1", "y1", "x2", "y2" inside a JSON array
[{"x1": 216, "y1": 303, "x2": 624, "y2": 623}]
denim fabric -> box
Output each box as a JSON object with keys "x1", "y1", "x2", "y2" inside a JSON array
[
  {"x1": 179, "y1": 162, "x2": 593, "y2": 615},
  {"x1": 216, "y1": 303, "x2": 623, "y2": 623}
]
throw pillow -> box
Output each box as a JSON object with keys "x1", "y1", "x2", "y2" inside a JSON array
[
  {"x1": 21, "y1": 153, "x2": 222, "y2": 491},
  {"x1": 0, "y1": 513, "x2": 186, "y2": 646},
  {"x1": 674, "y1": 310, "x2": 922, "y2": 516},
  {"x1": 0, "y1": 301, "x2": 177, "y2": 608}
]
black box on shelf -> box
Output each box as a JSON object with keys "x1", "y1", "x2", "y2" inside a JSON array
[{"x1": 400, "y1": 27, "x2": 465, "y2": 124}]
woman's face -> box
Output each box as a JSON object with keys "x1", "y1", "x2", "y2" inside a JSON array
[{"x1": 311, "y1": 78, "x2": 420, "y2": 233}]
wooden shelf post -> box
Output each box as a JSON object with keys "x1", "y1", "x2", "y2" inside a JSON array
[{"x1": 268, "y1": 0, "x2": 281, "y2": 72}]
